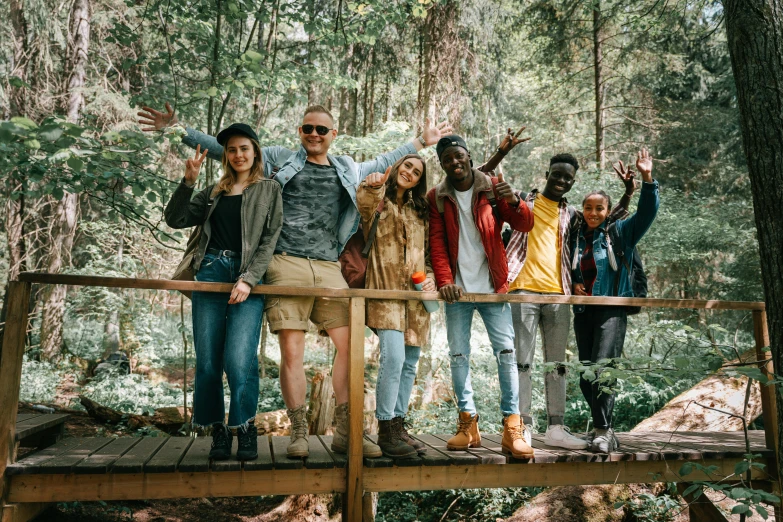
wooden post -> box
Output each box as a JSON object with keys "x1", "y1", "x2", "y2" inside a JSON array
[
  {"x1": 344, "y1": 297, "x2": 365, "y2": 522},
  {"x1": 753, "y1": 310, "x2": 782, "y2": 519},
  {"x1": 0, "y1": 282, "x2": 32, "y2": 507},
  {"x1": 753, "y1": 311, "x2": 778, "y2": 452}
]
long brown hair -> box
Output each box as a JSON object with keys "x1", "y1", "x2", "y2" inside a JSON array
[
  {"x1": 384, "y1": 154, "x2": 428, "y2": 219},
  {"x1": 211, "y1": 135, "x2": 265, "y2": 197}
]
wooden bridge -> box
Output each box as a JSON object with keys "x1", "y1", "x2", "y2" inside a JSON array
[{"x1": 1, "y1": 273, "x2": 780, "y2": 521}]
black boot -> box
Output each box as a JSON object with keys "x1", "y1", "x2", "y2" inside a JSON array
[
  {"x1": 236, "y1": 423, "x2": 258, "y2": 461},
  {"x1": 377, "y1": 420, "x2": 417, "y2": 459},
  {"x1": 209, "y1": 423, "x2": 233, "y2": 460},
  {"x1": 395, "y1": 417, "x2": 427, "y2": 455}
]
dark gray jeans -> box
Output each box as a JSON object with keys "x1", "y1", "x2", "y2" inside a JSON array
[{"x1": 573, "y1": 306, "x2": 628, "y2": 430}]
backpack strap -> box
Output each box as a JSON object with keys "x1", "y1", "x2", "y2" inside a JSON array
[
  {"x1": 361, "y1": 198, "x2": 386, "y2": 257},
  {"x1": 608, "y1": 223, "x2": 633, "y2": 297}
]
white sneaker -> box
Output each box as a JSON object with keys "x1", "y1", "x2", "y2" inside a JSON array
[{"x1": 544, "y1": 424, "x2": 589, "y2": 450}]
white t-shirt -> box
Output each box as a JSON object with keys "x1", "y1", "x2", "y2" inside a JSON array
[{"x1": 453, "y1": 186, "x2": 494, "y2": 294}]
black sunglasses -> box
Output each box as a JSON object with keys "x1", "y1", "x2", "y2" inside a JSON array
[{"x1": 301, "y1": 124, "x2": 333, "y2": 136}]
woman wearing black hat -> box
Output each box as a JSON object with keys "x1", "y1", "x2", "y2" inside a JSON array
[{"x1": 164, "y1": 123, "x2": 283, "y2": 461}]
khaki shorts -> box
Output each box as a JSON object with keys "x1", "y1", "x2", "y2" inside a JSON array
[{"x1": 264, "y1": 253, "x2": 350, "y2": 335}]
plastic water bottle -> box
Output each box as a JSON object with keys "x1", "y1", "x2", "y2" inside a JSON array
[{"x1": 411, "y1": 271, "x2": 440, "y2": 313}]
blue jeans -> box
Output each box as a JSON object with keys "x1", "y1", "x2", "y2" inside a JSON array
[
  {"x1": 444, "y1": 302, "x2": 519, "y2": 417},
  {"x1": 192, "y1": 252, "x2": 264, "y2": 428},
  {"x1": 375, "y1": 329, "x2": 422, "y2": 421}
]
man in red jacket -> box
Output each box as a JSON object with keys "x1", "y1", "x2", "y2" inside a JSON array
[{"x1": 428, "y1": 135, "x2": 535, "y2": 459}]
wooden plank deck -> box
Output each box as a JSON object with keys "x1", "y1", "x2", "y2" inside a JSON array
[
  {"x1": 14, "y1": 413, "x2": 68, "y2": 448},
  {"x1": 3, "y1": 430, "x2": 775, "y2": 502}
]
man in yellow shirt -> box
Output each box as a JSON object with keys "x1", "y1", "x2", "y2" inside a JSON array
[{"x1": 505, "y1": 153, "x2": 588, "y2": 450}]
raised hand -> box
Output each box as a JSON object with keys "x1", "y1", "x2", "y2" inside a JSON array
[
  {"x1": 495, "y1": 172, "x2": 520, "y2": 205},
  {"x1": 184, "y1": 144, "x2": 209, "y2": 186},
  {"x1": 421, "y1": 117, "x2": 454, "y2": 146},
  {"x1": 612, "y1": 160, "x2": 636, "y2": 195},
  {"x1": 137, "y1": 102, "x2": 178, "y2": 131},
  {"x1": 365, "y1": 166, "x2": 391, "y2": 188},
  {"x1": 636, "y1": 147, "x2": 653, "y2": 182},
  {"x1": 498, "y1": 127, "x2": 531, "y2": 153}
]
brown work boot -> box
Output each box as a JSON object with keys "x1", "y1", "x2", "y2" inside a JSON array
[
  {"x1": 446, "y1": 411, "x2": 481, "y2": 450},
  {"x1": 395, "y1": 417, "x2": 427, "y2": 455},
  {"x1": 501, "y1": 414, "x2": 534, "y2": 459},
  {"x1": 331, "y1": 402, "x2": 383, "y2": 458},
  {"x1": 286, "y1": 405, "x2": 309, "y2": 458},
  {"x1": 377, "y1": 420, "x2": 417, "y2": 459}
]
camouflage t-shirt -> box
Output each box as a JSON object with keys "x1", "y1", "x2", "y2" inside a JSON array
[{"x1": 274, "y1": 160, "x2": 350, "y2": 261}]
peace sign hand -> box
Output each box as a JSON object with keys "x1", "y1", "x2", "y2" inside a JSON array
[
  {"x1": 612, "y1": 160, "x2": 636, "y2": 194},
  {"x1": 498, "y1": 126, "x2": 531, "y2": 153},
  {"x1": 421, "y1": 117, "x2": 454, "y2": 146},
  {"x1": 365, "y1": 166, "x2": 391, "y2": 188},
  {"x1": 137, "y1": 102, "x2": 178, "y2": 131},
  {"x1": 184, "y1": 145, "x2": 209, "y2": 186}
]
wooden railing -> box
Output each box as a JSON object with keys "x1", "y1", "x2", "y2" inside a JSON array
[{"x1": 0, "y1": 273, "x2": 777, "y2": 521}]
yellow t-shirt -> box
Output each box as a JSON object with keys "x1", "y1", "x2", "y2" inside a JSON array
[{"x1": 509, "y1": 195, "x2": 563, "y2": 293}]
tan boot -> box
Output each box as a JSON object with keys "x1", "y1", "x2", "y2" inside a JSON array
[
  {"x1": 331, "y1": 402, "x2": 382, "y2": 458},
  {"x1": 446, "y1": 411, "x2": 481, "y2": 450},
  {"x1": 501, "y1": 414, "x2": 534, "y2": 459},
  {"x1": 286, "y1": 405, "x2": 309, "y2": 458}
]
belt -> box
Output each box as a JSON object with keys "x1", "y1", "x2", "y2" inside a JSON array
[
  {"x1": 274, "y1": 251, "x2": 327, "y2": 261},
  {"x1": 206, "y1": 248, "x2": 241, "y2": 259}
]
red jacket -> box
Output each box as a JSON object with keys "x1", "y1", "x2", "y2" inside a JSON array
[{"x1": 428, "y1": 170, "x2": 534, "y2": 294}]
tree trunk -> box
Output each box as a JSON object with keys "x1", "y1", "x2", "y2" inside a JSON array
[
  {"x1": 206, "y1": 0, "x2": 222, "y2": 185},
  {"x1": 101, "y1": 233, "x2": 123, "y2": 359},
  {"x1": 8, "y1": 0, "x2": 28, "y2": 118},
  {"x1": 592, "y1": 0, "x2": 606, "y2": 170},
  {"x1": 724, "y1": 0, "x2": 783, "y2": 482},
  {"x1": 40, "y1": 0, "x2": 89, "y2": 361}
]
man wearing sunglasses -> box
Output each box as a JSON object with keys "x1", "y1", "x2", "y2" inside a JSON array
[{"x1": 138, "y1": 102, "x2": 452, "y2": 458}]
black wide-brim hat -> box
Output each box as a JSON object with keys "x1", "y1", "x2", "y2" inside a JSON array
[{"x1": 216, "y1": 123, "x2": 259, "y2": 146}]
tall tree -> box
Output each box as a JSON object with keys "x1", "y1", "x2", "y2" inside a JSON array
[
  {"x1": 724, "y1": 0, "x2": 783, "y2": 478},
  {"x1": 39, "y1": 0, "x2": 89, "y2": 360}
]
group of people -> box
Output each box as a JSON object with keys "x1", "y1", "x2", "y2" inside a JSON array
[{"x1": 142, "y1": 101, "x2": 659, "y2": 462}]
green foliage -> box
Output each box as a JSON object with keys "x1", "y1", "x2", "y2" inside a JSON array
[
  {"x1": 19, "y1": 357, "x2": 62, "y2": 403},
  {"x1": 82, "y1": 368, "x2": 189, "y2": 415},
  {"x1": 615, "y1": 491, "x2": 681, "y2": 522}
]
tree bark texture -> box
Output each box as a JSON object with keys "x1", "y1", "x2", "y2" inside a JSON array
[
  {"x1": 8, "y1": 0, "x2": 28, "y2": 118},
  {"x1": 417, "y1": 1, "x2": 463, "y2": 129},
  {"x1": 66, "y1": 0, "x2": 90, "y2": 122},
  {"x1": 592, "y1": 1, "x2": 606, "y2": 170},
  {"x1": 39, "y1": 193, "x2": 79, "y2": 360},
  {"x1": 724, "y1": 0, "x2": 783, "y2": 479},
  {"x1": 338, "y1": 43, "x2": 358, "y2": 135}
]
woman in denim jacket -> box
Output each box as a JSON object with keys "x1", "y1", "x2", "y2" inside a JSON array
[
  {"x1": 570, "y1": 148, "x2": 659, "y2": 453},
  {"x1": 164, "y1": 124, "x2": 283, "y2": 462}
]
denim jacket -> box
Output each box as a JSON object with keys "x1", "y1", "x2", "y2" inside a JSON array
[
  {"x1": 570, "y1": 180, "x2": 659, "y2": 305},
  {"x1": 182, "y1": 126, "x2": 418, "y2": 254}
]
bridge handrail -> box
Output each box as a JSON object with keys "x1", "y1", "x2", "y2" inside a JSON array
[{"x1": 15, "y1": 272, "x2": 766, "y2": 311}]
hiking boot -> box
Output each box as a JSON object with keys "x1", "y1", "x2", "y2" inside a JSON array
[
  {"x1": 584, "y1": 429, "x2": 596, "y2": 445},
  {"x1": 591, "y1": 428, "x2": 620, "y2": 453},
  {"x1": 331, "y1": 402, "x2": 383, "y2": 458},
  {"x1": 544, "y1": 424, "x2": 589, "y2": 450},
  {"x1": 377, "y1": 419, "x2": 417, "y2": 459},
  {"x1": 209, "y1": 423, "x2": 233, "y2": 461},
  {"x1": 395, "y1": 417, "x2": 427, "y2": 455},
  {"x1": 286, "y1": 405, "x2": 309, "y2": 458},
  {"x1": 236, "y1": 423, "x2": 258, "y2": 461},
  {"x1": 501, "y1": 414, "x2": 534, "y2": 459},
  {"x1": 446, "y1": 411, "x2": 481, "y2": 450}
]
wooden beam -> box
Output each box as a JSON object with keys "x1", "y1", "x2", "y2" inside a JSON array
[
  {"x1": 6, "y1": 468, "x2": 346, "y2": 502},
  {"x1": 15, "y1": 272, "x2": 765, "y2": 311},
  {"x1": 676, "y1": 483, "x2": 729, "y2": 522},
  {"x1": 362, "y1": 458, "x2": 770, "y2": 492},
  {"x1": 1, "y1": 282, "x2": 31, "y2": 508},
  {"x1": 1, "y1": 502, "x2": 49, "y2": 522},
  {"x1": 345, "y1": 297, "x2": 365, "y2": 522}
]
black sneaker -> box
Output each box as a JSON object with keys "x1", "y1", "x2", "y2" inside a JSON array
[
  {"x1": 236, "y1": 424, "x2": 258, "y2": 461},
  {"x1": 209, "y1": 423, "x2": 233, "y2": 460}
]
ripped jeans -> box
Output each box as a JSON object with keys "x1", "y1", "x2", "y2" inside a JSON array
[
  {"x1": 511, "y1": 290, "x2": 571, "y2": 427},
  {"x1": 444, "y1": 302, "x2": 519, "y2": 417}
]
